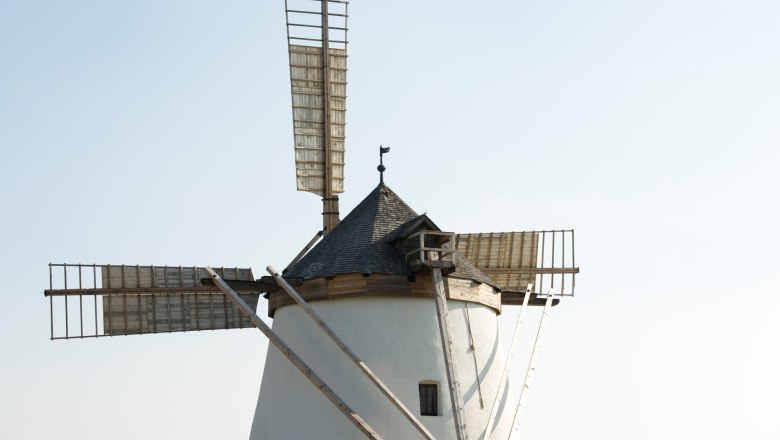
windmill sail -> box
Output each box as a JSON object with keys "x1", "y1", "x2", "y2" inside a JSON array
[
  {"x1": 45, "y1": 264, "x2": 273, "y2": 339},
  {"x1": 454, "y1": 230, "x2": 578, "y2": 297},
  {"x1": 285, "y1": 0, "x2": 348, "y2": 232},
  {"x1": 289, "y1": 44, "x2": 346, "y2": 196}
]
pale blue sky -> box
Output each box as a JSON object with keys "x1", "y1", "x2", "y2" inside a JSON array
[{"x1": 1, "y1": 1, "x2": 779, "y2": 439}]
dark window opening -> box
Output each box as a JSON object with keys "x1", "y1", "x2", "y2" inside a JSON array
[{"x1": 419, "y1": 383, "x2": 438, "y2": 416}]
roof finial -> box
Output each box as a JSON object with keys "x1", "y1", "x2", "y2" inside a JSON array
[{"x1": 378, "y1": 145, "x2": 390, "y2": 184}]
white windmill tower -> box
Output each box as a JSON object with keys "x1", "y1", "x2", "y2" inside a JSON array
[{"x1": 44, "y1": 1, "x2": 580, "y2": 439}]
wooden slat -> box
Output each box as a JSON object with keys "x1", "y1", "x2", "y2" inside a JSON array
[{"x1": 101, "y1": 292, "x2": 259, "y2": 335}]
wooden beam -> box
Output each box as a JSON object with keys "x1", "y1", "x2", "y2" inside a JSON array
[
  {"x1": 432, "y1": 268, "x2": 468, "y2": 440},
  {"x1": 44, "y1": 278, "x2": 274, "y2": 297},
  {"x1": 507, "y1": 289, "x2": 556, "y2": 440},
  {"x1": 501, "y1": 291, "x2": 560, "y2": 307},
  {"x1": 481, "y1": 284, "x2": 532, "y2": 440},
  {"x1": 320, "y1": 0, "x2": 340, "y2": 233},
  {"x1": 283, "y1": 230, "x2": 324, "y2": 273},
  {"x1": 268, "y1": 266, "x2": 436, "y2": 440},
  {"x1": 205, "y1": 267, "x2": 383, "y2": 440},
  {"x1": 478, "y1": 267, "x2": 579, "y2": 275}
]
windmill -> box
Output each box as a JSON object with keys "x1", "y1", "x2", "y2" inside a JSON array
[{"x1": 44, "y1": 1, "x2": 580, "y2": 439}]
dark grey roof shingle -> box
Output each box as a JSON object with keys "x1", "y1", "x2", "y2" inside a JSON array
[
  {"x1": 284, "y1": 184, "x2": 416, "y2": 279},
  {"x1": 284, "y1": 183, "x2": 500, "y2": 290}
]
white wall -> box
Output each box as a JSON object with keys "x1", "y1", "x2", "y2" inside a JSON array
[{"x1": 251, "y1": 296, "x2": 516, "y2": 440}]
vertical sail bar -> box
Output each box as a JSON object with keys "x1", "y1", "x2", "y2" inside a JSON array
[
  {"x1": 432, "y1": 268, "x2": 469, "y2": 440},
  {"x1": 508, "y1": 289, "x2": 556, "y2": 440},
  {"x1": 321, "y1": 0, "x2": 339, "y2": 233},
  {"x1": 49, "y1": 263, "x2": 54, "y2": 340},
  {"x1": 287, "y1": 1, "x2": 346, "y2": 231},
  {"x1": 205, "y1": 267, "x2": 383, "y2": 440}
]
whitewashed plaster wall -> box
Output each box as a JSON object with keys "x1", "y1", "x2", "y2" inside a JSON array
[{"x1": 251, "y1": 296, "x2": 517, "y2": 440}]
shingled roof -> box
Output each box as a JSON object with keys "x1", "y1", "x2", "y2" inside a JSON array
[{"x1": 284, "y1": 183, "x2": 498, "y2": 289}]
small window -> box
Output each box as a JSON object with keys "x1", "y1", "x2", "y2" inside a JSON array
[{"x1": 419, "y1": 383, "x2": 438, "y2": 416}]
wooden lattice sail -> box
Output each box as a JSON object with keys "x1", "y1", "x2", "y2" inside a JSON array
[
  {"x1": 45, "y1": 264, "x2": 272, "y2": 339},
  {"x1": 454, "y1": 230, "x2": 578, "y2": 302},
  {"x1": 286, "y1": 0, "x2": 349, "y2": 232}
]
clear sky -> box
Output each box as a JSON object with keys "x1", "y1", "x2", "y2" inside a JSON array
[{"x1": 1, "y1": 0, "x2": 779, "y2": 439}]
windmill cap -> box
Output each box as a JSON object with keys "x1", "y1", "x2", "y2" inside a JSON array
[{"x1": 284, "y1": 183, "x2": 498, "y2": 289}]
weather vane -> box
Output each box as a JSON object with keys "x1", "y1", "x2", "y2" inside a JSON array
[{"x1": 378, "y1": 145, "x2": 390, "y2": 183}]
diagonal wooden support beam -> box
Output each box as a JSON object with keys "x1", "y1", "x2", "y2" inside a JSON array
[
  {"x1": 432, "y1": 268, "x2": 469, "y2": 440},
  {"x1": 282, "y1": 230, "x2": 323, "y2": 274},
  {"x1": 267, "y1": 266, "x2": 437, "y2": 440},
  {"x1": 205, "y1": 267, "x2": 382, "y2": 440},
  {"x1": 480, "y1": 284, "x2": 533, "y2": 440},
  {"x1": 507, "y1": 289, "x2": 557, "y2": 440}
]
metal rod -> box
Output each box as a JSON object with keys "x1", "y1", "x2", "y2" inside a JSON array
[
  {"x1": 571, "y1": 230, "x2": 576, "y2": 296},
  {"x1": 539, "y1": 232, "x2": 545, "y2": 295},
  {"x1": 344, "y1": 0, "x2": 350, "y2": 48},
  {"x1": 64, "y1": 265, "x2": 69, "y2": 338},
  {"x1": 151, "y1": 265, "x2": 157, "y2": 334},
  {"x1": 194, "y1": 267, "x2": 200, "y2": 331},
  {"x1": 49, "y1": 291, "x2": 54, "y2": 340},
  {"x1": 235, "y1": 267, "x2": 242, "y2": 329},
  {"x1": 205, "y1": 267, "x2": 383, "y2": 440},
  {"x1": 267, "y1": 266, "x2": 436, "y2": 440},
  {"x1": 432, "y1": 268, "x2": 469, "y2": 440},
  {"x1": 179, "y1": 266, "x2": 185, "y2": 331},
  {"x1": 477, "y1": 267, "x2": 579, "y2": 275},
  {"x1": 44, "y1": 286, "x2": 239, "y2": 296},
  {"x1": 122, "y1": 293, "x2": 128, "y2": 336},
  {"x1": 209, "y1": 290, "x2": 215, "y2": 330},
  {"x1": 507, "y1": 289, "x2": 556, "y2": 439},
  {"x1": 481, "y1": 284, "x2": 533, "y2": 440},
  {"x1": 474, "y1": 233, "x2": 483, "y2": 268},
  {"x1": 122, "y1": 265, "x2": 127, "y2": 335},
  {"x1": 165, "y1": 266, "x2": 171, "y2": 332},
  {"x1": 550, "y1": 232, "x2": 555, "y2": 291},
  {"x1": 287, "y1": 9, "x2": 348, "y2": 17},
  {"x1": 561, "y1": 231, "x2": 565, "y2": 295},
  {"x1": 137, "y1": 265, "x2": 142, "y2": 334},
  {"x1": 107, "y1": 265, "x2": 113, "y2": 336},
  {"x1": 79, "y1": 265, "x2": 83, "y2": 338},
  {"x1": 486, "y1": 232, "x2": 494, "y2": 271},
  {"x1": 506, "y1": 233, "x2": 516, "y2": 288},
  {"x1": 288, "y1": 22, "x2": 348, "y2": 31},
  {"x1": 93, "y1": 264, "x2": 97, "y2": 336},
  {"x1": 221, "y1": 267, "x2": 228, "y2": 329}
]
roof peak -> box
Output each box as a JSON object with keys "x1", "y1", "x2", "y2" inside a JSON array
[
  {"x1": 284, "y1": 184, "x2": 499, "y2": 290},
  {"x1": 284, "y1": 182, "x2": 418, "y2": 280}
]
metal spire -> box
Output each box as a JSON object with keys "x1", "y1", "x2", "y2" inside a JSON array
[{"x1": 378, "y1": 146, "x2": 390, "y2": 184}]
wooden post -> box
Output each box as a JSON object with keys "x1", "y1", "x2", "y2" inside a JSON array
[
  {"x1": 432, "y1": 268, "x2": 468, "y2": 440},
  {"x1": 205, "y1": 267, "x2": 383, "y2": 440},
  {"x1": 481, "y1": 284, "x2": 533, "y2": 440},
  {"x1": 320, "y1": 0, "x2": 340, "y2": 233},
  {"x1": 507, "y1": 289, "x2": 556, "y2": 440},
  {"x1": 268, "y1": 266, "x2": 436, "y2": 440}
]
